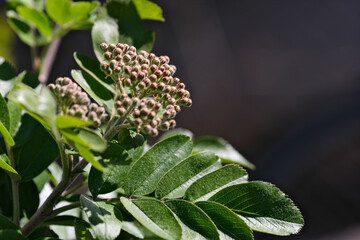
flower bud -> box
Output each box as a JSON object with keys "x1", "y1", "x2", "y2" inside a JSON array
[
  {"x1": 155, "y1": 70, "x2": 163, "y2": 78},
  {"x1": 149, "y1": 74, "x2": 157, "y2": 82},
  {"x1": 100, "y1": 62, "x2": 109, "y2": 71},
  {"x1": 148, "y1": 111, "x2": 156, "y2": 119},
  {"x1": 133, "y1": 109, "x2": 141, "y2": 117},
  {"x1": 135, "y1": 117, "x2": 142, "y2": 125},
  {"x1": 108, "y1": 44, "x2": 116, "y2": 50},
  {"x1": 163, "y1": 70, "x2": 171, "y2": 76},
  {"x1": 120, "y1": 93, "x2": 129, "y2": 100},
  {"x1": 96, "y1": 107, "x2": 105, "y2": 116},
  {"x1": 109, "y1": 60, "x2": 118, "y2": 70},
  {"x1": 48, "y1": 84, "x2": 55, "y2": 91},
  {"x1": 163, "y1": 77, "x2": 171, "y2": 84},
  {"x1": 56, "y1": 77, "x2": 64, "y2": 85},
  {"x1": 115, "y1": 54, "x2": 122, "y2": 61},
  {"x1": 169, "y1": 119, "x2": 176, "y2": 128},
  {"x1": 114, "y1": 47, "x2": 122, "y2": 55},
  {"x1": 100, "y1": 43, "x2": 108, "y2": 51},
  {"x1": 142, "y1": 124, "x2": 152, "y2": 134},
  {"x1": 129, "y1": 46, "x2": 136, "y2": 52},
  {"x1": 143, "y1": 78, "x2": 151, "y2": 87},
  {"x1": 124, "y1": 78, "x2": 132, "y2": 87},
  {"x1": 123, "y1": 98, "x2": 132, "y2": 107},
  {"x1": 150, "y1": 128, "x2": 158, "y2": 136},
  {"x1": 139, "y1": 50, "x2": 148, "y2": 57},
  {"x1": 115, "y1": 100, "x2": 122, "y2": 108},
  {"x1": 104, "y1": 51, "x2": 112, "y2": 60},
  {"x1": 114, "y1": 66, "x2": 122, "y2": 73},
  {"x1": 100, "y1": 114, "x2": 110, "y2": 122},
  {"x1": 138, "y1": 81, "x2": 146, "y2": 89},
  {"x1": 174, "y1": 105, "x2": 181, "y2": 112},
  {"x1": 124, "y1": 66, "x2": 132, "y2": 74},
  {"x1": 117, "y1": 107, "x2": 126, "y2": 115},
  {"x1": 123, "y1": 54, "x2": 131, "y2": 63},
  {"x1": 140, "y1": 108, "x2": 149, "y2": 116},
  {"x1": 150, "y1": 82, "x2": 157, "y2": 91},
  {"x1": 157, "y1": 82, "x2": 165, "y2": 91},
  {"x1": 153, "y1": 57, "x2": 160, "y2": 65},
  {"x1": 116, "y1": 43, "x2": 124, "y2": 49},
  {"x1": 160, "y1": 121, "x2": 170, "y2": 130},
  {"x1": 159, "y1": 56, "x2": 167, "y2": 64},
  {"x1": 130, "y1": 72, "x2": 138, "y2": 80},
  {"x1": 148, "y1": 53, "x2": 156, "y2": 61},
  {"x1": 150, "y1": 64, "x2": 158, "y2": 72},
  {"x1": 68, "y1": 109, "x2": 76, "y2": 116},
  {"x1": 88, "y1": 111, "x2": 98, "y2": 121}
]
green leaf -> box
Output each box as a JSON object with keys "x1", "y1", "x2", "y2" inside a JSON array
[
  {"x1": 71, "y1": 70, "x2": 113, "y2": 113},
  {"x1": 0, "y1": 213, "x2": 18, "y2": 230},
  {"x1": 0, "y1": 93, "x2": 10, "y2": 130},
  {"x1": 117, "y1": 128, "x2": 146, "y2": 161},
  {"x1": 7, "y1": 15, "x2": 34, "y2": 46},
  {"x1": 44, "y1": 215, "x2": 84, "y2": 226},
  {"x1": 156, "y1": 152, "x2": 221, "y2": 199},
  {"x1": 61, "y1": 127, "x2": 106, "y2": 152},
  {"x1": 209, "y1": 182, "x2": 304, "y2": 236},
  {"x1": 124, "y1": 135, "x2": 193, "y2": 196},
  {"x1": 7, "y1": 100, "x2": 22, "y2": 137},
  {"x1": 56, "y1": 115, "x2": 92, "y2": 129},
  {"x1": 184, "y1": 165, "x2": 248, "y2": 202},
  {"x1": 91, "y1": 18, "x2": 119, "y2": 62},
  {"x1": 33, "y1": 169, "x2": 49, "y2": 191},
  {"x1": 80, "y1": 195, "x2": 123, "y2": 240},
  {"x1": 73, "y1": 52, "x2": 115, "y2": 94},
  {"x1": 14, "y1": 121, "x2": 58, "y2": 182},
  {"x1": 196, "y1": 201, "x2": 253, "y2": 240},
  {"x1": 0, "y1": 153, "x2": 20, "y2": 179},
  {"x1": 46, "y1": 0, "x2": 72, "y2": 25},
  {"x1": 0, "y1": 57, "x2": 17, "y2": 96},
  {"x1": 92, "y1": 0, "x2": 154, "y2": 62},
  {"x1": 132, "y1": 0, "x2": 164, "y2": 22},
  {"x1": 16, "y1": 6, "x2": 52, "y2": 37},
  {"x1": 0, "y1": 229, "x2": 27, "y2": 240},
  {"x1": 8, "y1": 84, "x2": 57, "y2": 130},
  {"x1": 88, "y1": 143, "x2": 131, "y2": 197},
  {"x1": 70, "y1": 1, "x2": 99, "y2": 22},
  {"x1": 160, "y1": 128, "x2": 194, "y2": 141},
  {"x1": 165, "y1": 200, "x2": 219, "y2": 240},
  {"x1": 19, "y1": 180, "x2": 39, "y2": 218},
  {"x1": 0, "y1": 121, "x2": 15, "y2": 147},
  {"x1": 75, "y1": 143, "x2": 104, "y2": 172},
  {"x1": 120, "y1": 197, "x2": 182, "y2": 240},
  {"x1": 74, "y1": 219, "x2": 95, "y2": 240},
  {"x1": 194, "y1": 137, "x2": 255, "y2": 169}
]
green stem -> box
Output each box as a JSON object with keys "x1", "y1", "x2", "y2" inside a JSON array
[
  {"x1": 62, "y1": 179, "x2": 88, "y2": 199},
  {"x1": 7, "y1": 144, "x2": 20, "y2": 227},
  {"x1": 49, "y1": 202, "x2": 81, "y2": 217}
]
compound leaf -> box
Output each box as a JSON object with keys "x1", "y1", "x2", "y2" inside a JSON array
[
  {"x1": 165, "y1": 200, "x2": 219, "y2": 240},
  {"x1": 209, "y1": 182, "x2": 304, "y2": 236},
  {"x1": 80, "y1": 195, "x2": 123, "y2": 240},
  {"x1": 124, "y1": 135, "x2": 193, "y2": 196},
  {"x1": 156, "y1": 152, "x2": 221, "y2": 199},
  {"x1": 194, "y1": 137, "x2": 255, "y2": 169},
  {"x1": 184, "y1": 164, "x2": 248, "y2": 202},
  {"x1": 121, "y1": 197, "x2": 182, "y2": 240}
]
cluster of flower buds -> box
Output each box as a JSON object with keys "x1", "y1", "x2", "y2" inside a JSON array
[
  {"x1": 48, "y1": 77, "x2": 110, "y2": 127},
  {"x1": 99, "y1": 42, "x2": 192, "y2": 136}
]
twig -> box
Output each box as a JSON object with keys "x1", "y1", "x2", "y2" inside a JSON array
[{"x1": 38, "y1": 38, "x2": 62, "y2": 85}]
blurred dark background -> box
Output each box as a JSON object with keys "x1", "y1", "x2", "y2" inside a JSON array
[{"x1": 1, "y1": 0, "x2": 360, "y2": 239}]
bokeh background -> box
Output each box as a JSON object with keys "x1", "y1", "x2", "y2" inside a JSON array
[{"x1": 1, "y1": 0, "x2": 360, "y2": 239}]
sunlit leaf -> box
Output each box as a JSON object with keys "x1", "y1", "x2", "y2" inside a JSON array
[{"x1": 80, "y1": 195, "x2": 123, "y2": 240}]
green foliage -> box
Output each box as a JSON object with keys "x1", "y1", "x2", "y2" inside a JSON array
[{"x1": 0, "y1": 0, "x2": 304, "y2": 239}]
